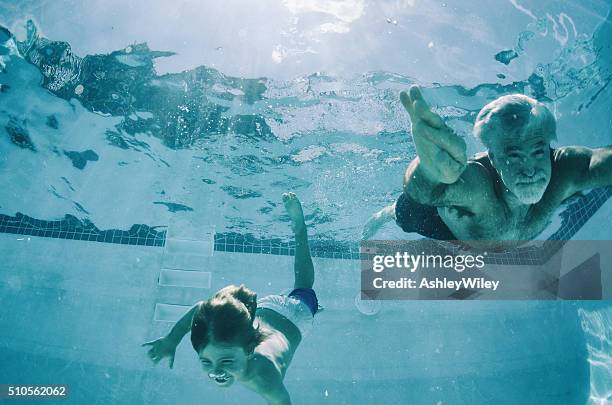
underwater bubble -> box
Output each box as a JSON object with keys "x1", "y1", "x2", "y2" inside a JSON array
[
  {"x1": 355, "y1": 292, "x2": 381, "y2": 315},
  {"x1": 74, "y1": 84, "x2": 84, "y2": 95}
]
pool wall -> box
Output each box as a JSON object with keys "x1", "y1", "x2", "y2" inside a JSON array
[{"x1": 0, "y1": 229, "x2": 596, "y2": 404}]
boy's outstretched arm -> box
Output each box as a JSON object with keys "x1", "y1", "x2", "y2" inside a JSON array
[
  {"x1": 166, "y1": 301, "x2": 202, "y2": 343},
  {"x1": 142, "y1": 301, "x2": 202, "y2": 368}
]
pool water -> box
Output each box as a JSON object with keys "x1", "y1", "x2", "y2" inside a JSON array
[{"x1": 0, "y1": 1, "x2": 611, "y2": 404}]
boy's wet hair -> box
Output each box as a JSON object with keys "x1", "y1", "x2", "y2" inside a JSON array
[
  {"x1": 473, "y1": 94, "x2": 557, "y2": 149},
  {"x1": 190, "y1": 285, "x2": 267, "y2": 354}
]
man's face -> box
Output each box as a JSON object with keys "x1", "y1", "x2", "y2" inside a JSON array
[
  {"x1": 490, "y1": 134, "x2": 552, "y2": 204},
  {"x1": 198, "y1": 342, "x2": 249, "y2": 388}
]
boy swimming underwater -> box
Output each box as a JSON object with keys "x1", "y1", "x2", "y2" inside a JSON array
[{"x1": 143, "y1": 192, "x2": 317, "y2": 405}]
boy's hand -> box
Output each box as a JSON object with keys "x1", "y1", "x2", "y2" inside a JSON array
[{"x1": 142, "y1": 336, "x2": 177, "y2": 368}]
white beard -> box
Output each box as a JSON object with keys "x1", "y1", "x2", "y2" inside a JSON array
[
  {"x1": 499, "y1": 171, "x2": 548, "y2": 204},
  {"x1": 513, "y1": 184, "x2": 546, "y2": 204}
]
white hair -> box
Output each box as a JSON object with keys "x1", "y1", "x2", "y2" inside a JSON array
[{"x1": 473, "y1": 94, "x2": 557, "y2": 149}]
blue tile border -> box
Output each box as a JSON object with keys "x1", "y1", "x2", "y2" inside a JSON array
[
  {"x1": 0, "y1": 187, "x2": 610, "y2": 261},
  {"x1": 0, "y1": 212, "x2": 166, "y2": 247},
  {"x1": 213, "y1": 232, "x2": 361, "y2": 260},
  {"x1": 548, "y1": 186, "x2": 612, "y2": 240}
]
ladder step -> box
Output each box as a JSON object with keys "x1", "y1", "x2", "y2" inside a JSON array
[
  {"x1": 153, "y1": 303, "x2": 191, "y2": 322},
  {"x1": 159, "y1": 269, "x2": 211, "y2": 289},
  {"x1": 161, "y1": 254, "x2": 214, "y2": 271},
  {"x1": 165, "y1": 238, "x2": 214, "y2": 256}
]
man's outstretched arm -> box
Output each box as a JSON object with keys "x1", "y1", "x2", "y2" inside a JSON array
[
  {"x1": 558, "y1": 146, "x2": 612, "y2": 194},
  {"x1": 401, "y1": 86, "x2": 485, "y2": 208},
  {"x1": 584, "y1": 146, "x2": 612, "y2": 188}
]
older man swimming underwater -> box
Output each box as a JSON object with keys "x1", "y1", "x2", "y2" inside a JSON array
[{"x1": 363, "y1": 86, "x2": 612, "y2": 247}]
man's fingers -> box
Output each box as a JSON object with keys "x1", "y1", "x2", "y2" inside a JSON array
[
  {"x1": 409, "y1": 85, "x2": 426, "y2": 106},
  {"x1": 410, "y1": 85, "x2": 445, "y2": 130},
  {"x1": 414, "y1": 99, "x2": 445, "y2": 129},
  {"x1": 403, "y1": 85, "x2": 444, "y2": 129},
  {"x1": 403, "y1": 85, "x2": 465, "y2": 162},
  {"x1": 417, "y1": 124, "x2": 467, "y2": 163},
  {"x1": 400, "y1": 90, "x2": 415, "y2": 121},
  {"x1": 169, "y1": 356, "x2": 175, "y2": 369},
  {"x1": 142, "y1": 341, "x2": 154, "y2": 347},
  {"x1": 436, "y1": 149, "x2": 465, "y2": 170}
]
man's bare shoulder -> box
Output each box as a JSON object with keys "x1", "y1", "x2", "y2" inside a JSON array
[
  {"x1": 550, "y1": 145, "x2": 612, "y2": 197},
  {"x1": 457, "y1": 153, "x2": 496, "y2": 193},
  {"x1": 553, "y1": 145, "x2": 592, "y2": 160},
  {"x1": 551, "y1": 146, "x2": 592, "y2": 187},
  {"x1": 433, "y1": 156, "x2": 495, "y2": 209},
  {"x1": 552, "y1": 145, "x2": 597, "y2": 168}
]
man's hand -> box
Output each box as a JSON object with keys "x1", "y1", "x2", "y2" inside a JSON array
[
  {"x1": 400, "y1": 86, "x2": 467, "y2": 184},
  {"x1": 142, "y1": 336, "x2": 177, "y2": 369}
]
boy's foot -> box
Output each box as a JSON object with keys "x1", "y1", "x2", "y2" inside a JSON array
[{"x1": 282, "y1": 192, "x2": 306, "y2": 234}]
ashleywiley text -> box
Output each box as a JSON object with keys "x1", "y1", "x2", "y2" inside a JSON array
[
  {"x1": 364, "y1": 250, "x2": 502, "y2": 294},
  {"x1": 372, "y1": 277, "x2": 499, "y2": 291}
]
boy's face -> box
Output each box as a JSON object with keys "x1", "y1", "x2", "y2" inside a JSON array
[{"x1": 198, "y1": 342, "x2": 249, "y2": 388}]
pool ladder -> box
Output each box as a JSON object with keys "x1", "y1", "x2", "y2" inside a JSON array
[{"x1": 153, "y1": 226, "x2": 215, "y2": 323}]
